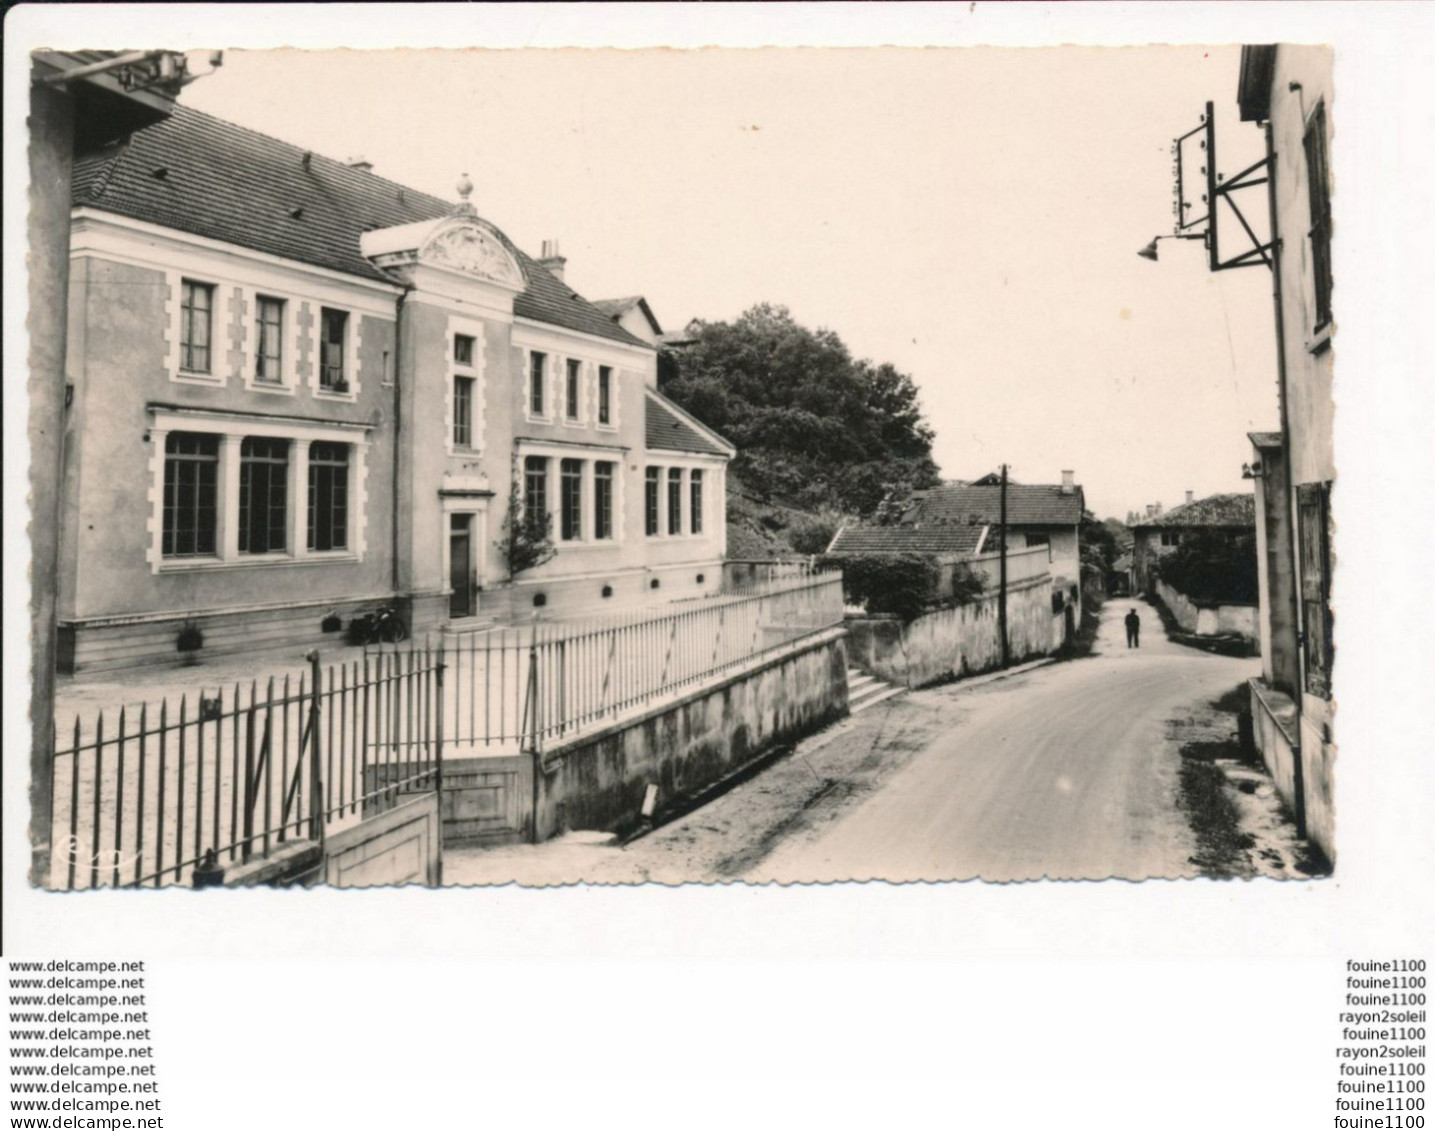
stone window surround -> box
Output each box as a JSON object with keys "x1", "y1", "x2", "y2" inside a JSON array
[
  {"x1": 515, "y1": 439, "x2": 626, "y2": 549},
  {"x1": 446, "y1": 316, "x2": 487, "y2": 456},
  {"x1": 643, "y1": 457, "x2": 720, "y2": 540},
  {"x1": 145, "y1": 407, "x2": 370, "y2": 575},
  {"x1": 312, "y1": 304, "x2": 361, "y2": 403},
  {"x1": 240, "y1": 286, "x2": 302, "y2": 396}
]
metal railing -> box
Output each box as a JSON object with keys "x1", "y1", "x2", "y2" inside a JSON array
[
  {"x1": 444, "y1": 572, "x2": 844, "y2": 752},
  {"x1": 48, "y1": 573, "x2": 842, "y2": 890},
  {"x1": 50, "y1": 646, "x2": 445, "y2": 891}
]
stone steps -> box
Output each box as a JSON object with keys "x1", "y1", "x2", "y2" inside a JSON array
[{"x1": 847, "y1": 667, "x2": 906, "y2": 714}]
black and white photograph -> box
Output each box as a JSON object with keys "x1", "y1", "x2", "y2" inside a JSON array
[
  {"x1": 21, "y1": 38, "x2": 1339, "y2": 889},
  {"x1": 4, "y1": 4, "x2": 1432, "y2": 1125}
]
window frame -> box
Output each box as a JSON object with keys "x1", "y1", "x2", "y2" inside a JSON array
[
  {"x1": 597, "y1": 365, "x2": 613, "y2": 427},
  {"x1": 564, "y1": 357, "x2": 582, "y2": 423},
  {"x1": 179, "y1": 279, "x2": 216, "y2": 376},
  {"x1": 594, "y1": 461, "x2": 615, "y2": 541},
  {"x1": 559, "y1": 458, "x2": 584, "y2": 541},
  {"x1": 1303, "y1": 100, "x2": 1333, "y2": 336},
  {"x1": 318, "y1": 307, "x2": 350, "y2": 393},
  {"x1": 161, "y1": 431, "x2": 220, "y2": 559},
  {"x1": 254, "y1": 295, "x2": 286, "y2": 386},
  {"x1": 148, "y1": 410, "x2": 370, "y2": 573},
  {"x1": 237, "y1": 435, "x2": 290, "y2": 555},
  {"x1": 690, "y1": 469, "x2": 704, "y2": 535},
  {"x1": 667, "y1": 467, "x2": 683, "y2": 536},
  {"x1": 527, "y1": 351, "x2": 549, "y2": 421},
  {"x1": 306, "y1": 440, "x2": 351, "y2": 553},
  {"x1": 645, "y1": 467, "x2": 661, "y2": 537}
]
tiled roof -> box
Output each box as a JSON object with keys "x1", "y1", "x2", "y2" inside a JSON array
[
  {"x1": 591, "y1": 297, "x2": 641, "y2": 318},
  {"x1": 1134, "y1": 492, "x2": 1256, "y2": 529},
  {"x1": 71, "y1": 104, "x2": 649, "y2": 349},
  {"x1": 828, "y1": 525, "x2": 988, "y2": 556},
  {"x1": 645, "y1": 390, "x2": 731, "y2": 457},
  {"x1": 911, "y1": 481, "x2": 1085, "y2": 527}
]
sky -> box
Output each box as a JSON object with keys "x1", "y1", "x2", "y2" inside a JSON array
[{"x1": 181, "y1": 44, "x2": 1279, "y2": 521}]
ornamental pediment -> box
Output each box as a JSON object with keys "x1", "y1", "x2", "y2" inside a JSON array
[{"x1": 360, "y1": 215, "x2": 526, "y2": 293}]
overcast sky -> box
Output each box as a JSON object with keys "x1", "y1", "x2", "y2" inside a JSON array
[{"x1": 184, "y1": 45, "x2": 1278, "y2": 520}]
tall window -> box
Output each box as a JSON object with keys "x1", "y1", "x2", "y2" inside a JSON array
[
  {"x1": 565, "y1": 359, "x2": 581, "y2": 420},
  {"x1": 162, "y1": 432, "x2": 219, "y2": 557},
  {"x1": 560, "y1": 459, "x2": 583, "y2": 541},
  {"x1": 307, "y1": 441, "x2": 349, "y2": 551},
  {"x1": 668, "y1": 468, "x2": 683, "y2": 535},
  {"x1": 645, "y1": 467, "x2": 660, "y2": 536},
  {"x1": 319, "y1": 308, "x2": 348, "y2": 390},
  {"x1": 524, "y1": 456, "x2": 548, "y2": 526},
  {"x1": 180, "y1": 280, "x2": 214, "y2": 373},
  {"x1": 1304, "y1": 102, "x2": 1333, "y2": 331},
  {"x1": 1298, "y1": 482, "x2": 1333, "y2": 699},
  {"x1": 598, "y1": 366, "x2": 612, "y2": 425},
  {"x1": 454, "y1": 333, "x2": 474, "y2": 366},
  {"x1": 690, "y1": 470, "x2": 703, "y2": 535},
  {"x1": 453, "y1": 376, "x2": 475, "y2": 449},
  {"x1": 255, "y1": 296, "x2": 284, "y2": 383},
  {"x1": 529, "y1": 352, "x2": 546, "y2": 416},
  {"x1": 594, "y1": 462, "x2": 614, "y2": 540},
  {"x1": 238, "y1": 437, "x2": 289, "y2": 554}
]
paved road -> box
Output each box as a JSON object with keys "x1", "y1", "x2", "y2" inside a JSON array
[{"x1": 747, "y1": 599, "x2": 1258, "y2": 883}]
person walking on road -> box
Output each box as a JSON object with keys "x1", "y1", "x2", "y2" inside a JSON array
[{"x1": 1125, "y1": 607, "x2": 1141, "y2": 649}]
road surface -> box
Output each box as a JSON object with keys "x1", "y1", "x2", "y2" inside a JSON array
[
  {"x1": 445, "y1": 598, "x2": 1261, "y2": 885},
  {"x1": 748, "y1": 598, "x2": 1257, "y2": 883}
]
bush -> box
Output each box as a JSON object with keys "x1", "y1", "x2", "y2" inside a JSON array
[
  {"x1": 1154, "y1": 530, "x2": 1258, "y2": 604},
  {"x1": 789, "y1": 513, "x2": 842, "y2": 555},
  {"x1": 820, "y1": 553, "x2": 939, "y2": 621}
]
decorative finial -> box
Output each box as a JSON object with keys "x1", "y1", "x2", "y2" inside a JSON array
[{"x1": 454, "y1": 173, "x2": 476, "y2": 216}]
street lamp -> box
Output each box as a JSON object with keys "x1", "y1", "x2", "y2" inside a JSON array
[{"x1": 1136, "y1": 233, "x2": 1208, "y2": 262}]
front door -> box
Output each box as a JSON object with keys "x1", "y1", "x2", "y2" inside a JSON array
[{"x1": 449, "y1": 514, "x2": 473, "y2": 618}]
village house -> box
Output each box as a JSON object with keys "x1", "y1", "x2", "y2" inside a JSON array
[
  {"x1": 57, "y1": 104, "x2": 732, "y2": 672},
  {"x1": 1237, "y1": 44, "x2": 1336, "y2": 862},
  {"x1": 896, "y1": 472, "x2": 1085, "y2": 615},
  {"x1": 1130, "y1": 491, "x2": 1256, "y2": 594}
]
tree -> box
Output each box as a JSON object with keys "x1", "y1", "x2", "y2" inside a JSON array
[
  {"x1": 1153, "y1": 530, "x2": 1258, "y2": 604},
  {"x1": 658, "y1": 304, "x2": 940, "y2": 519},
  {"x1": 495, "y1": 458, "x2": 556, "y2": 579}
]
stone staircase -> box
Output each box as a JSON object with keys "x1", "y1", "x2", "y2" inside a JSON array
[{"x1": 847, "y1": 666, "x2": 905, "y2": 714}]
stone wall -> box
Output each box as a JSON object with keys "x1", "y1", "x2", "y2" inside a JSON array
[
  {"x1": 1157, "y1": 580, "x2": 1258, "y2": 645},
  {"x1": 844, "y1": 574, "x2": 1056, "y2": 689},
  {"x1": 1250, "y1": 677, "x2": 1334, "y2": 864},
  {"x1": 531, "y1": 627, "x2": 847, "y2": 840}
]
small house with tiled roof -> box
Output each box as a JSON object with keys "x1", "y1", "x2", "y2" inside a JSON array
[
  {"x1": 58, "y1": 103, "x2": 731, "y2": 670},
  {"x1": 1130, "y1": 491, "x2": 1256, "y2": 593},
  {"x1": 590, "y1": 296, "x2": 664, "y2": 345},
  {"x1": 897, "y1": 471, "x2": 1085, "y2": 607}
]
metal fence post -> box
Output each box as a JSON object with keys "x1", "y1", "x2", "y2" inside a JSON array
[
  {"x1": 306, "y1": 650, "x2": 325, "y2": 848},
  {"x1": 434, "y1": 648, "x2": 445, "y2": 887}
]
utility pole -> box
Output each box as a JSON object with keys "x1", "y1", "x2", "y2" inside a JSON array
[{"x1": 998, "y1": 463, "x2": 1009, "y2": 669}]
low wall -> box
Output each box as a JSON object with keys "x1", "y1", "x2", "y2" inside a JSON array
[
  {"x1": 531, "y1": 626, "x2": 847, "y2": 841},
  {"x1": 845, "y1": 575, "x2": 1054, "y2": 689},
  {"x1": 58, "y1": 593, "x2": 391, "y2": 674},
  {"x1": 324, "y1": 792, "x2": 441, "y2": 888},
  {"x1": 1249, "y1": 678, "x2": 1334, "y2": 864},
  {"x1": 1157, "y1": 581, "x2": 1258, "y2": 643}
]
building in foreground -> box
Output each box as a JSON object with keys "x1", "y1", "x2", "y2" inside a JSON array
[
  {"x1": 1237, "y1": 44, "x2": 1336, "y2": 862},
  {"x1": 58, "y1": 104, "x2": 732, "y2": 671}
]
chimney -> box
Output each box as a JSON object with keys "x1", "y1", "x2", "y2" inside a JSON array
[
  {"x1": 1185, "y1": 490, "x2": 1195, "y2": 506},
  {"x1": 345, "y1": 155, "x2": 374, "y2": 173},
  {"x1": 1060, "y1": 469, "x2": 1074, "y2": 494},
  {"x1": 538, "y1": 239, "x2": 566, "y2": 282}
]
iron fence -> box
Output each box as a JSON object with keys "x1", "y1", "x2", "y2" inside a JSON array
[
  {"x1": 50, "y1": 646, "x2": 445, "y2": 891},
  {"x1": 48, "y1": 573, "x2": 842, "y2": 890}
]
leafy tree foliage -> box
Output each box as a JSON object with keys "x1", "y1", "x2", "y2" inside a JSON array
[
  {"x1": 1153, "y1": 530, "x2": 1258, "y2": 604},
  {"x1": 495, "y1": 461, "x2": 556, "y2": 579},
  {"x1": 658, "y1": 304, "x2": 940, "y2": 518}
]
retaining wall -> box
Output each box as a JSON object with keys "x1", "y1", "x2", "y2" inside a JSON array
[
  {"x1": 844, "y1": 575, "x2": 1055, "y2": 689},
  {"x1": 1249, "y1": 678, "x2": 1334, "y2": 864},
  {"x1": 530, "y1": 626, "x2": 848, "y2": 841}
]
